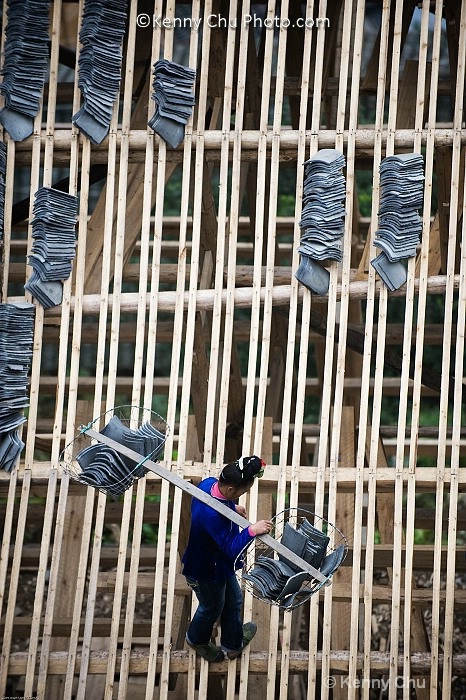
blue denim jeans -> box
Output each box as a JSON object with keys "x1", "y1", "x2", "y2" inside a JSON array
[{"x1": 185, "y1": 575, "x2": 243, "y2": 652}]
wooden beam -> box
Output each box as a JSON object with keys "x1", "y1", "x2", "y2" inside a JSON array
[
  {"x1": 12, "y1": 128, "x2": 466, "y2": 163},
  {"x1": 331, "y1": 407, "x2": 356, "y2": 700},
  {"x1": 8, "y1": 649, "x2": 466, "y2": 676}
]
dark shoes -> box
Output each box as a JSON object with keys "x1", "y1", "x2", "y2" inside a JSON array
[
  {"x1": 186, "y1": 637, "x2": 225, "y2": 663},
  {"x1": 186, "y1": 622, "x2": 258, "y2": 662},
  {"x1": 226, "y1": 621, "x2": 257, "y2": 660}
]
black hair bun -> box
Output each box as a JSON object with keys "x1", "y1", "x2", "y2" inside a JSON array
[
  {"x1": 241, "y1": 455, "x2": 265, "y2": 478},
  {"x1": 220, "y1": 455, "x2": 266, "y2": 485}
]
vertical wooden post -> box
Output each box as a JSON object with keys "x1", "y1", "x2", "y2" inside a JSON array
[{"x1": 330, "y1": 407, "x2": 355, "y2": 699}]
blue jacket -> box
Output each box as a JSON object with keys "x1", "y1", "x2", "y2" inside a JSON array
[{"x1": 182, "y1": 477, "x2": 254, "y2": 581}]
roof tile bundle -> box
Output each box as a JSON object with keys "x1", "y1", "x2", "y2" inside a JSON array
[
  {"x1": 24, "y1": 187, "x2": 79, "y2": 308},
  {"x1": 72, "y1": 0, "x2": 128, "y2": 144},
  {"x1": 0, "y1": 0, "x2": 51, "y2": 141},
  {"x1": 243, "y1": 520, "x2": 340, "y2": 607},
  {"x1": 148, "y1": 59, "x2": 197, "y2": 148},
  {"x1": 371, "y1": 153, "x2": 424, "y2": 291},
  {"x1": 0, "y1": 143, "x2": 6, "y2": 243},
  {"x1": 295, "y1": 149, "x2": 346, "y2": 295},
  {"x1": 0, "y1": 302, "x2": 35, "y2": 471},
  {"x1": 74, "y1": 415, "x2": 166, "y2": 499}
]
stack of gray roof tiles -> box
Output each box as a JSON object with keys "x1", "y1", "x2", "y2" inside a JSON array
[
  {"x1": 24, "y1": 187, "x2": 78, "y2": 308},
  {"x1": 148, "y1": 60, "x2": 197, "y2": 148},
  {"x1": 371, "y1": 153, "x2": 424, "y2": 291},
  {"x1": 0, "y1": 0, "x2": 51, "y2": 141},
  {"x1": 295, "y1": 149, "x2": 346, "y2": 295},
  {"x1": 72, "y1": 0, "x2": 128, "y2": 144},
  {"x1": 0, "y1": 302, "x2": 35, "y2": 471}
]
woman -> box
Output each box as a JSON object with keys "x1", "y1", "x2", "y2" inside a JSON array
[{"x1": 182, "y1": 455, "x2": 273, "y2": 662}]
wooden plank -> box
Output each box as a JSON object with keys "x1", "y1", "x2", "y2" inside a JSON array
[
  {"x1": 0, "y1": 1, "x2": 47, "y2": 692},
  {"x1": 305, "y1": 1, "x2": 332, "y2": 696},
  {"x1": 135, "y1": 8, "x2": 167, "y2": 697},
  {"x1": 248, "y1": 418, "x2": 273, "y2": 699},
  {"x1": 115, "y1": 6, "x2": 159, "y2": 698},
  {"x1": 190, "y1": 253, "x2": 214, "y2": 456},
  {"x1": 435, "y1": 147, "x2": 454, "y2": 274},
  {"x1": 268, "y1": 2, "x2": 315, "y2": 696},
  {"x1": 396, "y1": 59, "x2": 431, "y2": 130},
  {"x1": 6, "y1": 648, "x2": 466, "y2": 676},
  {"x1": 323, "y1": 0, "x2": 366, "y2": 692},
  {"x1": 214, "y1": 0, "x2": 251, "y2": 468},
  {"x1": 398, "y1": 5, "x2": 440, "y2": 697},
  {"x1": 167, "y1": 416, "x2": 200, "y2": 697},
  {"x1": 0, "y1": 464, "x2": 19, "y2": 695},
  {"x1": 1, "y1": 617, "x2": 166, "y2": 639},
  {"x1": 331, "y1": 408, "x2": 355, "y2": 700},
  {"x1": 39, "y1": 6, "x2": 87, "y2": 695},
  {"x1": 95, "y1": 8, "x2": 139, "y2": 699},
  {"x1": 238, "y1": 6, "x2": 290, "y2": 697},
  {"x1": 12, "y1": 541, "x2": 466, "y2": 572},
  {"x1": 442, "y1": 135, "x2": 466, "y2": 698},
  {"x1": 159, "y1": 5, "x2": 204, "y2": 696},
  {"x1": 386, "y1": 6, "x2": 431, "y2": 693},
  {"x1": 358, "y1": 0, "x2": 392, "y2": 690},
  {"x1": 430, "y1": 1, "x2": 466, "y2": 695}
]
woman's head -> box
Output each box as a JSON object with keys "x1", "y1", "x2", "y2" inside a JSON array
[{"x1": 218, "y1": 455, "x2": 265, "y2": 499}]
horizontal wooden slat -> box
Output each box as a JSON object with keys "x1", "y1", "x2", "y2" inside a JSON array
[
  {"x1": 97, "y1": 572, "x2": 190, "y2": 595},
  {"x1": 7, "y1": 505, "x2": 464, "y2": 531},
  {"x1": 12, "y1": 127, "x2": 466, "y2": 164},
  {"x1": 3, "y1": 464, "x2": 465, "y2": 491},
  {"x1": 0, "y1": 617, "x2": 160, "y2": 639},
  {"x1": 7, "y1": 649, "x2": 466, "y2": 675},
  {"x1": 95, "y1": 572, "x2": 466, "y2": 605}
]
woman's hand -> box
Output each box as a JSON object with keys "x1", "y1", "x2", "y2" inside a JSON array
[
  {"x1": 235, "y1": 504, "x2": 247, "y2": 517},
  {"x1": 249, "y1": 519, "x2": 273, "y2": 536}
]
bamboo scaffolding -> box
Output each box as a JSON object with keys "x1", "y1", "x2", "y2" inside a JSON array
[{"x1": 6, "y1": 649, "x2": 466, "y2": 676}]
